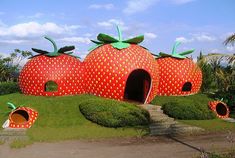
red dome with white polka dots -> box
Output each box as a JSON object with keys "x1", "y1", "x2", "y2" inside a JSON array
[
  {"x1": 84, "y1": 27, "x2": 159, "y2": 103},
  {"x1": 155, "y1": 42, "x2": 202, "y2": 96},
  {"x1": 19, "y1": 54, "x2": 85, "y2": 96},
  {"x1": 156, "y1": 57, "x2": 202, "y2": 96},
  {"x1": 19, "y1": 36, "x2": 85, "y2": 96}
]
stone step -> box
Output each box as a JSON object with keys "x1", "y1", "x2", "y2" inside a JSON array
[
  {"x1": 150, "y1": 117, "x2": 175, "y2": 123},
  {"x1": 0, "y1": 129, "x2": 26, "y2": 136},
  {"x1": 0, "y1": 129, "x2": 28, "y2": 142}
]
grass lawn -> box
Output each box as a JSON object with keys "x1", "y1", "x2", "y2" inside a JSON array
[
  {"x1": 151, "y1": 93, "x2": 235, "y2": 132},
  {"x1": 0, "y1": 93, "x2": 149, "y2": 145},
  {"x1": 179, "y1": 119, "x2": 235, "y2": 132}
]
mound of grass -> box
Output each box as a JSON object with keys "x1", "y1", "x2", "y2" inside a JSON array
[
  {"x1": 151, "y1": 94, "x2": 216, "y2": 120},
  {"x1": 79, "y1": 97, "x2": 150, "y2": 127},
  {"x1": 0, "y1": 93, "x2": 149, "y2": 144},
  {"x1": 162, "y1": 101, "x2": 215, "y2": 120}
]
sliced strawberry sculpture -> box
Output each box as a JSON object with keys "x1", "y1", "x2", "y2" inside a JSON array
[
  {"x1": 19, "y1": 36, "x2": 85, "y2": 96},
  {"x1": 208, "y1": 100, "x2": 229, "y2": 118},
  {"x1": 154, "y1": 42, "x2": 202, "y2": 96},
  {"x1": 84, "y1": 26, "x2": 159, "y2": 103},
  {"x1": 2, "y1": 102, "x2": 38, "y2": 129}
]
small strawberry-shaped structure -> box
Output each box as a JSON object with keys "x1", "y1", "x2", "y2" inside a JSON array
[
  {"x1": 155, "y1": 42, "x2": 202, "y2": 96},
  {"x1": 19, "y1": 36, "x2": 85, "y2": 96},
  {"x1": 208, "y1": 100, "x2": 229, "y2": 118},
  {"x1": 2, "y1": 102, "x2": 38, "y2": 129},
  {"x1": 84, "y1": 26, "x2": 159, "y2": 103}
]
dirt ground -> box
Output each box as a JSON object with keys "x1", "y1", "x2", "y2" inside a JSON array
[{"x1": 0, "y1": 133, "x2": 234, "y2": 158}]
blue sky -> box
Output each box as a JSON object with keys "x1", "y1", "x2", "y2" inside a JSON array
[{"x1": 0, "y1": 0, "x2": 234, "y2": 60}]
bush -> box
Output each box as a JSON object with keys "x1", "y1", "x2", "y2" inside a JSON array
[
  {"x1": 162, "y1": 101, "x2": 216, "y2": 120},
  {"x1": 79, "y1": 97, "x2": 150, "y2": 127},
  {"x1": 0, "y1": 82, "x2": 19, "y2": 95}
]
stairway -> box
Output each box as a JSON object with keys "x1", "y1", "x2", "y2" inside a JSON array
[
  {"x1": 0, "y1": 128, "x2": 28, "y2": 142},
  {"x1": 139, "y1": 104, "x2": 204, "y2": 136}
]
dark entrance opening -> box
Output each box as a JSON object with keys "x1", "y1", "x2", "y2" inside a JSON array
[
  {"x1": 124, "y1": 69, "x2": 151, "y2": 103},
  {"x1": 216, "y1": 103, "x2": 228, "y2": 116},
  {"x1": 182, "y1": 82, "x2": 192, "y2": 92},
  {"x1": 45, "y1": 81, "x2": 58, "y2": 92},
  {"x1": 11, "y1": 110, "x2": 29, "y2": 124}
]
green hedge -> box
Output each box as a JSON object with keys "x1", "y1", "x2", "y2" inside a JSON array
[
  {"x1": 162, "y1": 102, "x2": 216, "y2": 120},
  {"x1": 0, "y1": 82, "x2": 19, "y2": 95},
  {"x1": 79, "y1": 97, "x2": 150, "y2": 127}
]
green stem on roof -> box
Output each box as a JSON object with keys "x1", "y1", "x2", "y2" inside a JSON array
[
  {"x1": 172, "y1": 41, "x2": 181, "y2": 55},
  {"x1": 117, "y1": 25, "x2": 122, "y2": 41},
  {"x1": 44, "y1": 36, "x2": 58, "y2": 54}
]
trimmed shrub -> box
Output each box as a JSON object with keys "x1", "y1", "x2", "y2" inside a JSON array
[
  {"x1": 0, "y1": 82, "x2": 19, "y2": 95},
  {"x1": 162, "y1": 101, "x2": 216, "y2": 120},
  {"x1": 79, "y1": 97, "x2": 150, "y2": 127}
]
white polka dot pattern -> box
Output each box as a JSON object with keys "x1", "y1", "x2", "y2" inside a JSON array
[
  {"x1": 19, "y1": 54, "x2": 85, "y2": 96},
  {"x1": 84, "y1": 44, "x2": 159, "y2": 103},
  {"x1": 156, "y1": 57, "x2": 202, "y2": 96}
]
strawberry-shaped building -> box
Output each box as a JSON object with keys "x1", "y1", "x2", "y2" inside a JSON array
[
  {"x1": 19, "y1": 36, "x2": 85, "y2": 96},
  {"x1": 2, "y1": 102, "x2": 38, "y2": 129},
  {"x1": 155, "y1": 42, "x2": 202, "y2": 96},
  {"x1": 84, "y1": 26, "x2": 159, "y2": 103}
]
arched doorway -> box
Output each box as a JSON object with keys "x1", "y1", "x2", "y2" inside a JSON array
[
  {"x1": 45, "y1": 81, "x2": 58, "y2": 92},
  {"x1": 182, "y1": 82, "x2": 192, "y2": 92},
  {"x1": 124, "y1": 69, "x2": 151, "y2": 103}
]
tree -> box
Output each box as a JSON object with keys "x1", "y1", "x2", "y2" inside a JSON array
[
  {"x1": 0, "y1": 49, "x2": 32, "y2": 82},
  {"x1": 224, "y1": 33, "x2": 235, "y2": 46},
  {"x1": 197, "y1": 53, "x2": 235, "y2": 92}
]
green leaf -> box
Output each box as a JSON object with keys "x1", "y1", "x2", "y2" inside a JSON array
[
  {"x1": 111, "y1": 42, "x2": 130, "y2": 49},
  {"x1": 97, "y1": 33, "x2": 119, "y2": 43},
  {"x1": 32, "y1": 48, "x2": 49, "y2": 54},
  {"x1": 179, "y1": 49, "x2": 194, "y2": 56},
  {"x1": 172, "y1": 54, "x2": 186, "y2": 59},
  {"x1": 91, "y1": 40, "x2": 104, "y2": 44},
  {"x1": 58, "y1": 46, "x2": 75, "y2": 53},
  {"x1": 159, "y1": 52, "x2": 172, "y2": 57},
  {"x1": 123, "y1": 35, "x2": 144, "y2": 44}
]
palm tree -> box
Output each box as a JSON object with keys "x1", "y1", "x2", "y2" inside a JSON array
[{"x1": 224, "y1": 33, "x2": 235, "y2": 46}]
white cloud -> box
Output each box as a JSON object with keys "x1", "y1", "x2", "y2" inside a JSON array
[
  {"x1": 123, "y1": 0, "x2": 158, "y2": 14},
  {"x1": 210, "y1": 49, "x2": 220, "y2": 53},
  {"x1": 144, "y1": 32, "x2": 157, "y2": 39},
  {"x1": 171, "y1": 0, "x2": 195, "y2": 5},
  {"x1": 0, "y1": 20, "x2": 6, "y2": 27},
  {"x1": 84, "y1": 33, "x2": 93, "y2": 37},
  {"x1": 226, "y1": 46, "x2": 235, "y2": 52},
  {"x1": 192, "y1": 33, "x2": 216, "y2": 42},
  {"x1": 0, "y1": 39, "x2": 28, "y2": 44},
  {"x1": 0, "y1": 21, "x2": 80, "y2": 38},
  {"x1": 175, "y1": 33, "x2": 216, "y2": 43},
  {"x1": 89, "y1": 3, "x2": 114, "y2": 10},
  {"x1": 97, "y1": 19, "x2": 127, "y2": 30},
  {"x1": 59, "y1": 37, "x2": 91, "y2": 44},
  {"x1": 175, "y1": 36, "x2": 193, "y2": 43}
]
